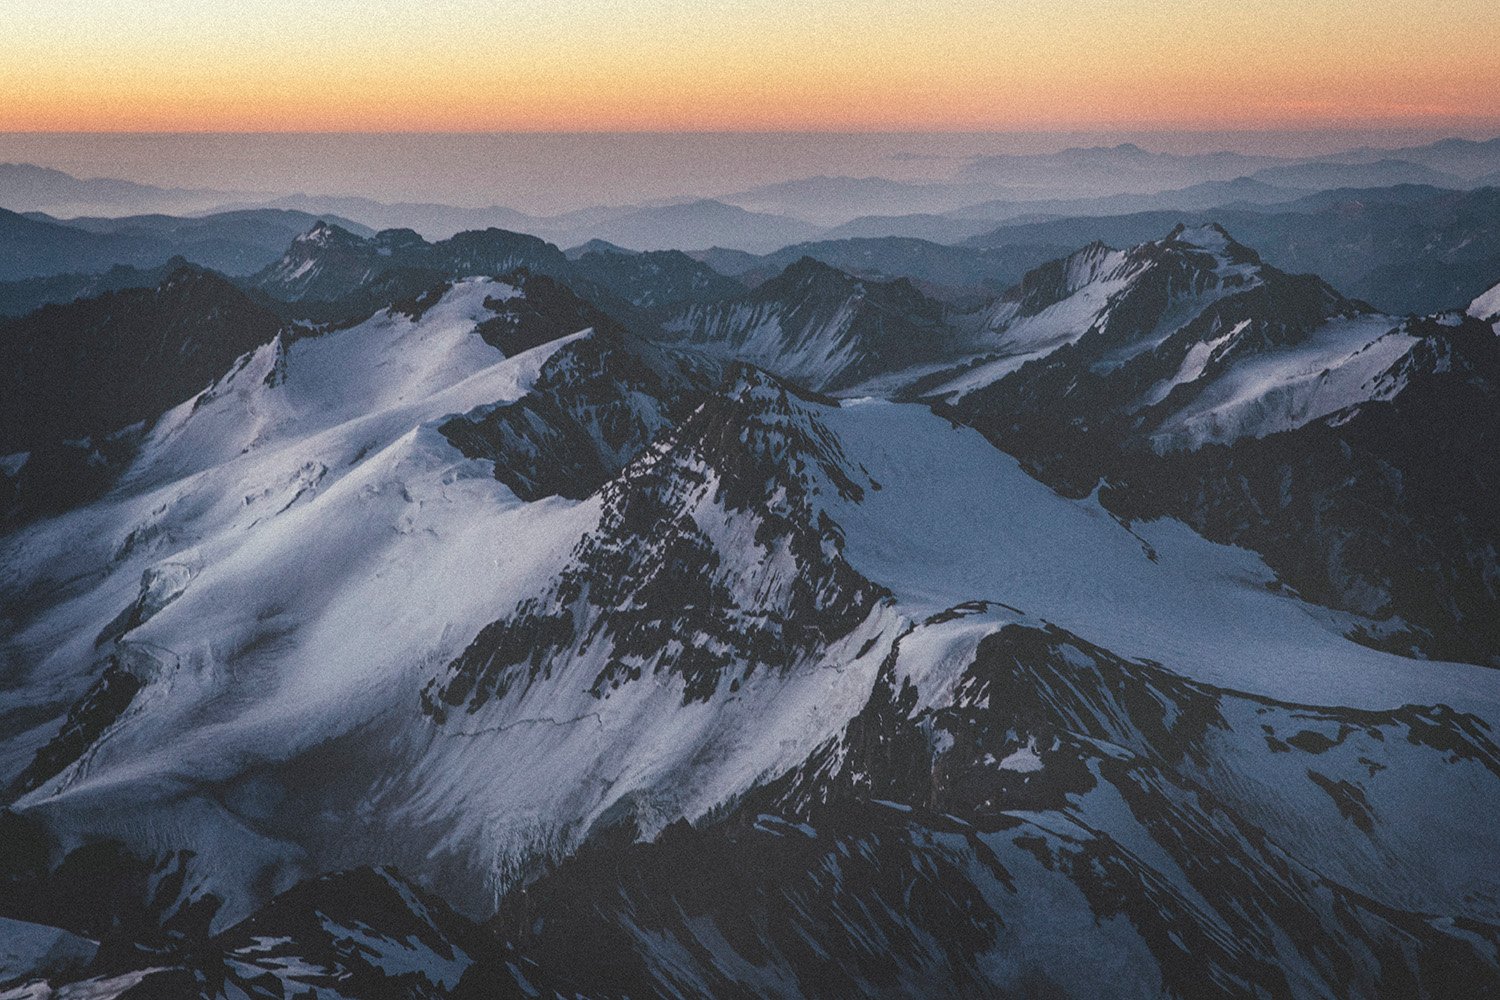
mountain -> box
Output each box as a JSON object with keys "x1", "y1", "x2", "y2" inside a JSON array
[
  {"x1": 226, "y1": 195, "x2": 816, "y2": 253},
  {"x1": 929, "y1": 222, "x2": 1403, "y2": 441},
  {"x1": 0, "y1": 267, "x2": 284, "y2": 525},
  {"x1": 0, "y1": 266, "x2": 281, "y2": 454},
  {"x1": 563, "y1": 238, "x2": 638, "y2": 259},
  {"x1": 717, "y1": 175, "x2": 1012, "y2": 227},
  {"x1": 7, "y1": 208, "x2": 1500, "y2": 996},
  {"x1": 657, "y1": 256, "x2": 974, "y2": 392},
  {"x1": 247, "y1": 221, "x2": 734, "y2": 328},
  {"x1": 248, "y1": 221, "x2": 574, "y2": 310},
  {"x1": 0, "y1": 207, "x2": 374, "y2": 282},
  {"x1": 27, "y1": 208, "x2": 374, "y2": 273},
  {"x1": 963, "y1": 186, "x2": 1500, "y2": 315},
  {"x1": 818, "y1": 211, "x2": 1007, "y2": 243},
  {"x1": 956, "y1": 143, "x2": 1287, "y2": 197},
  {"x1": 692, "y1": 236, "x2": 1071, "y2": 304},
  {"x1": 568, "y1": 246, "x2": 743, "y2": 309},
  {"x1": 811, "y1": 178, "x2": 1322, "y2": 249},
  {"x1": 0, "y1": 208, "x2": 179, "y2": 282},
  {"x1": 225, "y1": 192, "x2": 543, "y2": 241},
  {"x1": 900, "y1": 224, "x2": 1500, "y2": 665},
  {"x1": 689, "y1": 245, "x2": 764, "y2": 276},
  {"x1": 577, "y1": 198, "x2": 824, "y2": 253},
  {"x1": 691, "y1": 223, "x2": 1500, "y2": 664},
  {"x1": 0, "y1": 163, "x2": 248, "y2": 217},
  {"x1": 0, "y1": 258, "x2": 186, "y2": 318},
  {"x1": 1247, "y1": 181, "x2": 1459, "y2": 212},
  {"x1": 464, "y1": 612, "x2": 1500, "y2": 997},
  {"x1": 32, "y1": 207, "x2": 373, "y2": 243},
  {"x1": 810, "y1": 177, "x2": 1380, "y2": 251},
  {"x1": 1313, "y1": 135, "x2": 1500, "y2": 178},
  {"x1": 3, "y1": 264, "x2": 1499, "y2": 995},
  {"x1": 948, "y1": 176, "x2": 1312, "y2": 224},
  {"x1": 1249, "y1": 158, "x2": 1464, "y2": 190},
  {"x1": 952, "y1": 141, "x2": 1487, "y2": 202},
  {"x1": 910, "y1": 223, "x2": 1370, "y2": 404}
]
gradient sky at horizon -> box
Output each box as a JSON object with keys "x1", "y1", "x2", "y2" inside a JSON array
[{"x1": 4, "y1": 0, "x2": 1500, "y2": 132}]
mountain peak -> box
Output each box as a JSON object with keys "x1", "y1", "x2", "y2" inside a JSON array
[
  {"x1": 1161, "y1": 221, "x2": 1261, "y2": 265},
  {"x1": 1166, "y1": 220, "x2": 1227, "y2": 247},
  {"x1": 752, "y1": 255, "x2": 864, "y2": 299},
  {"x1": 567, "y1": 238, "x2": 638, "y2": 260},
  {"x1": 372, "y1": 227, "x2": 426, "y2": 251},
  {"x1": 254, "y1": 223, "x2": 572, "y2": 309},
  {"x1": 295, "y1": 219, "x2": 363, "y2": 247}
]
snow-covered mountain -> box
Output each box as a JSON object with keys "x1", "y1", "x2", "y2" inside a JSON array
[
  {"x1": 659, "y1": 256, "x2": 975, "y2": 392},
  {"x1": 951, "y1": 221, "x2": 1457, "y2": 463},
  {"x1": 887, "y1": 225, "x2": 1500, "y2": 667},
  {"x1": 250, "y1": 221, "x2": 573, "y2": 306},
  {"x1": 4, "y1": 227, "x2": 1500, "y2": 997}
]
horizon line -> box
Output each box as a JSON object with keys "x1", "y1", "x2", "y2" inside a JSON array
[{"x1": 5, "y1": 124, "x2": 1500, "y2": 138}]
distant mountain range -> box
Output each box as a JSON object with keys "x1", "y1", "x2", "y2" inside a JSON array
[
  {"x1": 946, "y1": 176, "x2": 1314, "y2": 223},
  {"x1": 954, "y1": 142, "x2": 1287, "y2": 195},
  {"x1": 245, "y1": 220, "x2": 742, "y2": 330},
  {"x1": 689, "y1": 184, "x2": 1500, "y2": 316},
  {"x1": 0, "y1": 207, "x2": 373, "y2": 284},
  {"x1": 715, "y1": 175, "x2": 1017, "y2": 226},
  {"x1": 0, "y1": 162, "x2": 254, "y2": 217},
  {"x1": 229, "y1": 193, "x2": 824, "y2": 253},
  {"x1": 0, "y1": 258, "x2": 187, "y2": 318},
  {"x1": 693, "y1": 238, "x2": 1071, "y2": 305},
  {"x1": 6, "y1": 133, "x2": 1500, "y2": 251},
  {"x1": 1312, "y1": 135, "x2": 1500, "y2": 176},
  {"x1": 951, "y1": 137, "x2": 1500, "y2": 198},
  {"x1": 5, "y1": 174, "x2": 1498, "y2": 328}
]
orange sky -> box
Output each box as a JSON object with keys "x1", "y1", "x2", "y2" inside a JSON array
[{"x1": 5, "y1": 0, "x2": 1500, "y2": 132}]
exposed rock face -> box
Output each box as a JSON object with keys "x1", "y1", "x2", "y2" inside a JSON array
[
  {"x1": 0, "y1": 267, "x2": 285, "y2": 526},
  {"x1": 0, "y1": 267, "x2": 283, "y2": 453},
  {"x1": 426, "y1": 368, "x2": 888, "y2": 714},
  {"x1": 570, "y1": 246, "x2": 744, "y2": 310}
]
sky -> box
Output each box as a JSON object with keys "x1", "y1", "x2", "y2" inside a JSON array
[{"x1": 3, "y1": 0, "x2": 1500, "y2": 132}]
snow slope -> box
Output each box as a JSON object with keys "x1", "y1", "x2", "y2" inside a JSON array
[
  {"x1": 9, "y1": 371, "x2": 1499, "y2": 931},
  {"x1": 1471, "y1": 278, "x2": 1500, "y2": 323},
  {"x1": 1143, "y1": 313, "x2": 1419, "y2": 450},
  {"x1": 820, "y1": 397, "x2": 1498, "y2": 716},
  {"x1": 1, "y1": 279, "x2": 600, "y2": 920}
]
